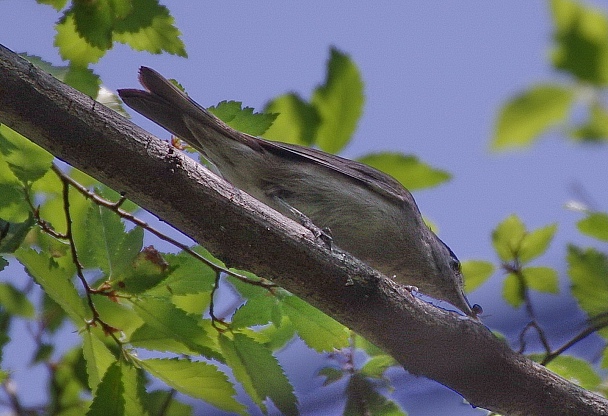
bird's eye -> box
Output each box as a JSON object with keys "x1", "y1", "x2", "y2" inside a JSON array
[{"x1": 450, "y1": 259, "x2": 461, "y2": 273}]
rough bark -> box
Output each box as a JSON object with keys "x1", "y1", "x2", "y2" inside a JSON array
[{"x1": 1, "y1": 44, "x2": 606, "y2": 416}]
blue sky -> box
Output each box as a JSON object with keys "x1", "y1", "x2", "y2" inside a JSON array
[{"x1": 2, "y1": 1, "x2": 608, "y2": 415}]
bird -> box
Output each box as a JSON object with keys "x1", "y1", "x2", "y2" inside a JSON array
[{"x1": 118, "y1": 67, "x2": 480, "y2": 318}]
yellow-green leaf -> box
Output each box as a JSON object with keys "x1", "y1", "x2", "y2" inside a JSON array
[
  {"x1": 358, "y1": 152, "x2": 451, "y2": 191},
  {"x1": 578, "y1": 212, "x2": 608, "y2": 242},
  {"x1": 523, "y1": 266, "x2": 559, "y2": 294},
  {"x1": 461, "y1": 260, "x2": 495, "y2": 292},
  {"x1": 139, "y1": 358, "x2": 246, "y2": 415},
  {"x1": 312, "y1": 47, "x2": 364, "y2": 154},
  {"x1": 492, "y1": 84, "x2": 574, "y2": 150}
]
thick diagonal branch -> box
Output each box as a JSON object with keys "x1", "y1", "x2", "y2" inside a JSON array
[{"x1": 0, "y1": 44, "x2": 606, "y2": 416}]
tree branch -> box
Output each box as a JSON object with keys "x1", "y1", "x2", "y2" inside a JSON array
[{"x1": 0, "y1": 43, "x2": 606, "y2": 416}]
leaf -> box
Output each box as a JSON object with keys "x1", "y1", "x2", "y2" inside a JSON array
[
  {"x1": 81, "y1": 203, "x2": 143, "y2": 276},
  {"x1": 82, "y1": 328, "x2": 117, "y2": 393},
  {"x1": 358, "y1": 152, "x2": 451, "y2": 191},
  {"x1": 87, "y1": 362, "x2": 124, "y2": 416},
  {"x1": 143, "y1": 251, "x2": 216, "y2": 296},
  {"x1": 263, "y1": 93, "x2": 320, "y2": 145},
  {"x1": 15, "y1": 248, "x2": 88, "y2": 322},
  {"x1": 114, "y1": 247, "x2": 173, "y2": 294},
  {"x1": 461, "y1": 260, "x2": 495, "y2": 292},
  {"x1": 64, "y1": 65, "x2": 101, "y2": 98},
  {"x1": 121, "y1": 360, "x2": 149, "y2": 416},
  {"x1": 0, "y1": 216, "x2": 35, "y2": 253},
  {"x1": 37, "y1": 0, "x2": 68, "y2": 11},
  {"x1": 130, "y1": 297, "x2": 218, "y2": 358},
  {"x1": 578, "y1": 212, "x2": 608, "y2": 242},
  {"x1": 492, "y1": 214, "x2": 526, "y2": 262},
  {"x1": 503, "y1": 273, "x2": 524, "y2": 308},
  {"x1": 113, "y1": 0, "x2": 187, "y2": 57},
  {"x1": 318, "y1": 367, "x2": 344, "y2": 386},
  {"x1": 55, "y1": 12, "x2": 106, "y2": 66},
  {"x1": 550, "y1": 0, "x2": 608, "y2": 85},
  {"x1": 219, "y1": 333, "x2": 298, "y2": 416},
  {"x1": 139, "y1": 358, "x2": 246, "y2": 415},
  {"x1": 571, "y1": 103, "x2": 608, "y2": 142},
  {"x1": 231, "y1": 295, "x2": 277, "y2": 328},
  {"x1": 312, "y1": 47, "x2": 364, "y2": 154},
  {"x1": 567, "y1": 245, "x2": 608, "y2": 318},
  {"x1": 519, "y1": 223, "x2": 557, "y2": 263},
  {"x1": 144, "y1": 390, "x2": 192, "y2": 416},
  {"x1": 282, "y1": 295, "x2": 349, "y2": 352},
  {"x1": 531, "y1": 354, "x2": 602, "y2": 391},
  {"x1": 492, "y1": 84, "x2": 574, "y2": 150},
  {"x1": 522, "y1": 267, "x2": 559, "y2": 294},
  {"x1": 208, "y1": 101, "x2": 277, "y2": 136},
  {"x1": 71, "y1": 0, "x2": 114, "y2": 49},
  {"x1": 0, "y1": 184, "x2": 30, "y2": 223},
  {"x1": 344, "y1": 373, "x2": 406, "y2": 416},
  {"x1": 0, "y1": 125, "x2": 53, "y2": 184},
  {"x1": 0, "y1": 283, "x2": 35, "y2": 318},
  {"x1": 360, "y1": 355, "x2": 398, "y2": 379}
]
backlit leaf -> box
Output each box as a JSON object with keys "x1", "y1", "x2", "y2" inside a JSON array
[
  {"x1": 139, "y1": 358, "x2": 246, "y2": 415},
  {"x1": 358, "y1": 152, "x2": 451, "y2": 191},
  {"x1": 578, "y1": 212, "x2": 608, "y2": 242},
  {"x1": 312, "y1": 48, "x2": 364, "y2": 154},
  {"x1": 282, "y1": 295, "x2": 349, "y2": 352},
  {"x1": 492, "y1": 84, "x2": 574, "y2": 150}
]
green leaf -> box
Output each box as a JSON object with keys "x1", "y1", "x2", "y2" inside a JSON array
[
  {"x1": 87, "y1": 362, "x2": 124, "y2": 416},
  {"x1": 578, "y1": 212, "x2": 608, "y2": 242},
  {"x1": 121, "y1": 360, "x2": 149, "y2": 416},
  {"x1": 130, "y1": 323, "x2": 200, "y2": 355},
  {"x1": 503, "y1": 273, "x2": 524, "y2": 307},
  {"x1": 571, "y1": 103, "x2": 608, "y2": 142},
  {"x1": 113, "y1": 0, "x2": 187, "y2": 57},
  {"x1": 0, "y1": 216, "x2": 35, "y2": 253},
  {"x1": 55, "y1": 12, "x2": 106, "y2": 66},
  {"x1": 0, "y1": 283, "x2": 35, "y2": 318},
  {"x1": 71, "y1": 0, "x2": 114, "y2": 49},
  {"x1": 522, "y1": 266, "x2": 559, "y2": 294},
  {"x1": 492, "y1": 84, "x2": 574, "y2": 150},
  {"x1": 231, "y1": 295, "x2": 277, "y2": 328},
  {"x1": 318, "y1": 367, "x2": 344, "y2": 386},
  {"x1": 0, "y1": 184, "x2": 29, "y2": 223},
  {"x1": 531, "y1": 354, "x2": 602, "y2": 391},
  {"x1": 130, "y1": 297, "x2": 218, "y2": 358},
  {"x1": 0, "y1": 125, "x2": 53, "y2": 184},
  {"x1": 114, "y1": 247, "x2": 173, "y2": 294},
  {"x1": 567, "y1": 245, "x2": 608, "y2": 318},
  {"x1": 358, "y1": 152, "x2": 451, "y2": 191},
  {"x1": 492, "y1": 214, "x2": 526, "y2": 262},
  {"x1": 139, "y1": 358, "x2": 246, "y2": 415},
  {"x1": 142, "y1": 251, "x2": 216, "y2": 298},
  {"x1": 263, "y1": 93, "x2": 320, "y2": 145},
  {"x1": 37, "y1": 0, "x2": 69, "y2": 11},
  {"x1": 550, "y1": 0, "x2": 608, "y2": 85},
  {"x1": 144, "y1": 390, "x2": 192, "y2": 416},
  {"x1": 219, "y1": 333, "x2": 298, "y2": 416},
  {"x1": 64, "y1": 65, "x2": 101, "y2": 98},
  {"x1": 461, "y1": 260, "x2": 495, "y2": 292},
  {"x1": 82, "y1": 328, "x2": 117, "y2": 393},
  {"x1": 208, "y1": 101, "x2": 277, "y2": 136},
  {"x1": 360, "y1": 355, "x2": 398, "y2": 379},
  {"x1": 81, "y1": 203, "x2": 143, "y2": 276},
  {"x1": 16, "y1": 248, "x2": 88, "y2": 322},
  {"x1": 312, "y1": 47, "x2": 364, "y2": 154},
  {"x1": 344, "y1": 373, "x2": 406, "y2": 416},
  {"x1": 519, "y1": 223, "x2": 557, "y2": 263},
  {"x1": 282, "y1": 295, "x2": 349, "y2": 352}
]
